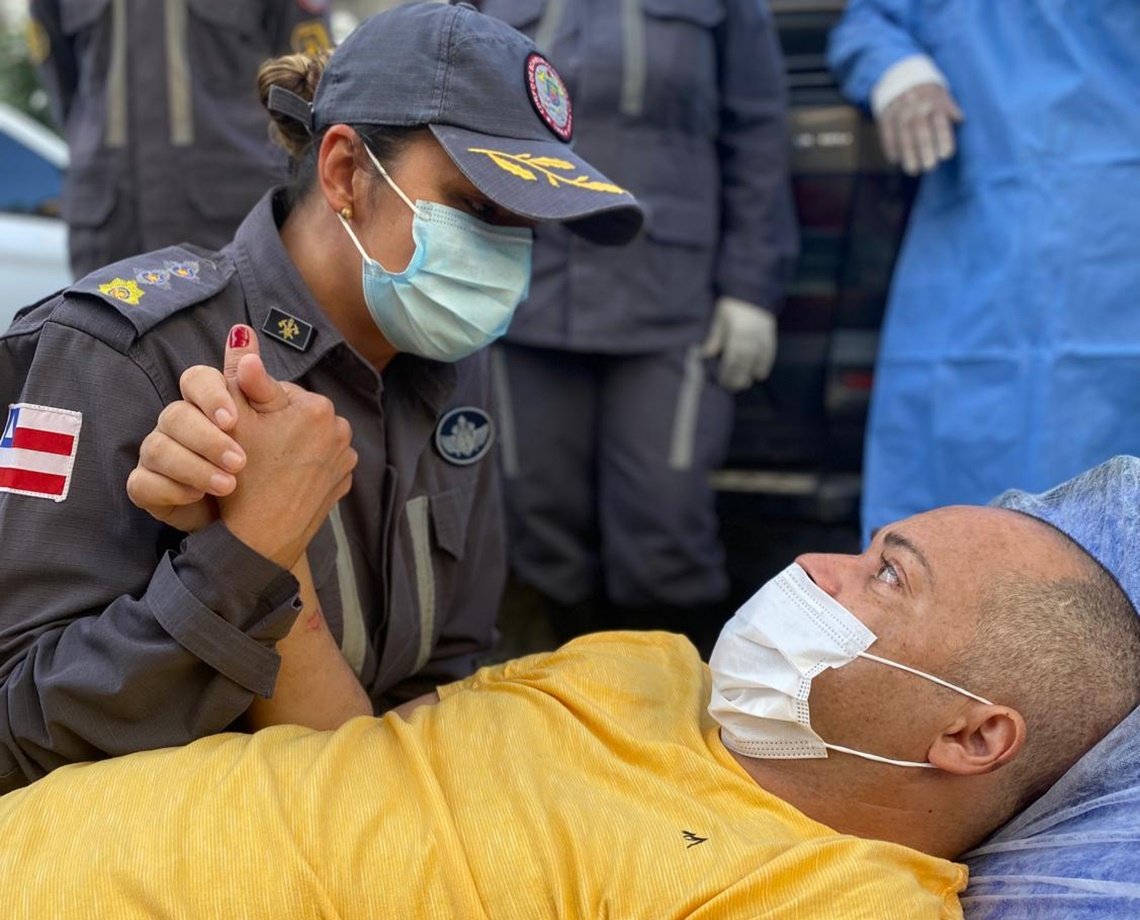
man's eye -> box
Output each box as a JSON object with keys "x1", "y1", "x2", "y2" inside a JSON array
[{"x1": 875, "y1": 559, "x2": 900, "y2": 586}]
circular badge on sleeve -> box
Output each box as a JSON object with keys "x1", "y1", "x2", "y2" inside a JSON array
[
  {"x1": 525, "y1": 53, "x2": 573, "y2": 142},
  {"x1": 435, "y1": 407, "x2": 495, "y2": 466}
]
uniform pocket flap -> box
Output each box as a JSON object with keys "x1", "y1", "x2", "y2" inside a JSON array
[
  {"x1": 430, "y1": 486, "x2": 475, "y2": 561},
  {"x1": 641, "y1": 0, "x2": 723, "y2": 27},
  {"x1": 60, "y1": 0, "x2": 111, "y2": 36},
  {"x1": 644, "y1": 196, "x2": 718, "y2": 247}
]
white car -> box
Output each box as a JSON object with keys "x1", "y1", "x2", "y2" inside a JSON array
[{"x1": 0, "y1": 102, "x2": 70, "y2": 331}]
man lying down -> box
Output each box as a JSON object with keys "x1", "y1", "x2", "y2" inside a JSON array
[{"x1": 1, "y1": 458, "x2": 1138, "y2": 919}]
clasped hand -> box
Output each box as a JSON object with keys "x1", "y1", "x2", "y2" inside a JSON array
[{"x1": 127, "y1": 325, "x2": 358, "y2": 569}]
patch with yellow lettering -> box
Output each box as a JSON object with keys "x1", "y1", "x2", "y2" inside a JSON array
[
  {"x1": 262, "y1": 307, "x2": 314, "y2": 352},
  {"x1": 98, "y1": 277, "x2": 145, "y2": 306}
]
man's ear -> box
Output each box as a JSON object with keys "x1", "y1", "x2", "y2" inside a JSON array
[{"x1": 926, "y1": 704, "x2": 1027, "y2": 775}]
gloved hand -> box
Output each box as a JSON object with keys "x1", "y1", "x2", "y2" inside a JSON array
[
  {"x1": 877, "y1": 82, "x2": 963, "y2": 176},
  {"x1": 701, "y1": 297, "x2": 777, "y2": 392}
]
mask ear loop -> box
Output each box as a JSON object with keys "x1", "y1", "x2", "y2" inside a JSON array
[
  {"x1": 337, "y1": 212, "x2": 373, "y2": 262},
  {"x1": 361, "y1": 139, "x2": 423, "y2": 219},
  {"x1": 338, "y1": 137, "x2": 424, "y2": 274},
  {"x1": 823, "y1": 743, "x2": 938, "y2": 769},
  {"x1": 857, "y1": 652, "x2": 993, "y2": 705}
]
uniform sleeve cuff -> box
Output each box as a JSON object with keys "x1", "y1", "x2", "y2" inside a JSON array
[
  {"x1": 175, "y1": 521, "x2": 300, "y2": 627},
  {"x1": 149, "y1": 551, "x2": 289, "y2": 697},
  {"x1": 158, "y1": 522, "x2": 301, "y2": 697},
  {"x1": 870, "y1": 54, "x2": 948, "y2": 117}
]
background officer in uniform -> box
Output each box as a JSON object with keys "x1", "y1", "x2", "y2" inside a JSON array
[
  {"x1": 27, "y1": 0, "x2": 332, "y2": 277},
  {"x1": 0, "y1": 3, "x2": 641, "y2": 792},
  {"x1": 477, "y1": 0, "x2": 798, "y2": 641}
]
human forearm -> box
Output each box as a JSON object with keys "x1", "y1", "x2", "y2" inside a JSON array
[
  {"x1": 0, "y1": 539, "x2": 296, "y2": 793},
  {"x1": 246, "y1": 553, "x2": 372, "y2": 732}
]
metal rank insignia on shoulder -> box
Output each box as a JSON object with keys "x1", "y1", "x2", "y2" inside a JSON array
[
  {"x1": 262, "y1": 307, "x2": 314, "y2": 352},
  {"x1": 435, "y1": 406, "x2": 494, "y2": 466}
]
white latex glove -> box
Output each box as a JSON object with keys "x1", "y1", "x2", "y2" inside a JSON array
[
  {"x1": 877, "y1": 81, "x2": 963, "y2": 176},
  {"x1": 701, "y1": 297, "x2": 777, "y2": 392}
]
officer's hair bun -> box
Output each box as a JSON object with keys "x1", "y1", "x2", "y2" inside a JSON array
[{"x1": 258, "y1": 51, "x2": 330, "y2": 159}]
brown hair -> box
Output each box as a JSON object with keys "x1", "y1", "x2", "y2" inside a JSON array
[
  {"x1": 257, "y1": 51, "x2": 330, "y2": 161},
  {"x1": 256, "y1": 51, "x2": 425, "y2": 208}
]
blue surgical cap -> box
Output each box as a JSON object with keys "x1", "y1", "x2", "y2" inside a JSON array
[
  {"x1": 966, "y1": 456, "x2": 1140, "y2": 919},
  {"x1": 991, "y1": 455, "x2": 1140, "y2": 616}
]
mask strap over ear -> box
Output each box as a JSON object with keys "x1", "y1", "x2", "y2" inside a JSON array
[
  {"x1": 823, "y1": 742, "x2": 937, "y2": 769},
  {"x1": 857, "y1": 652, "x2": 993, "y2": 705},
  {"x1": 337, "y1": 213, "x2": 372, "y2": 262},
  {"x1": 361, "y1": 142, "x2": 423, "y2": 218}
]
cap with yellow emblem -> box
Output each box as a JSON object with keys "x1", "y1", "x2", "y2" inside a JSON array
[{"x1": 269, "y1": 1, "x2": 644, "y2": 246}]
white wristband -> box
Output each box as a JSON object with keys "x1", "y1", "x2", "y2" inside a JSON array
[{"x1": 870, "y1": 54, "x2": 949, "y2": 117}]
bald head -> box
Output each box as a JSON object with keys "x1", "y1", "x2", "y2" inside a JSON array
[{"x1": 951, "y1": 513, "x2": 1140, "y2": 810}]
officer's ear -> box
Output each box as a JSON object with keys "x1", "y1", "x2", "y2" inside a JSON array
[{"x1": 317, "y1": 124, "x2": 364, "y2": 218}]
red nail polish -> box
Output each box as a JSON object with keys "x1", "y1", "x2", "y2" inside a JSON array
[{"x1": 229, "y1": 326, "x2": 250, "y2": 348}]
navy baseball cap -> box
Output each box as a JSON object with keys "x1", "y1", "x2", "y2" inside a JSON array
[{"x1": 274, "y1": 1, "x2": 642, "y2": 245}]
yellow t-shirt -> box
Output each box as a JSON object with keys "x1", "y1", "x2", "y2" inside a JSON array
[{"x1": 0, "y1": 632, "x2": 965, "y2": 918}]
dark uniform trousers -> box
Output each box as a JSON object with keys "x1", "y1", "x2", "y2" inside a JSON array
[
  {"x1": 28, "y1": 0, "x2": 332, "y2": 277},
  {"x1": 479, "y1": 0, "x2": 798, "y2": 611}
]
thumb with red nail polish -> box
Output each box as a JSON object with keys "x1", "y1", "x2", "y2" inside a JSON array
[{"x1": 224, "y1": 325, "x2": 290, "y2": 413}]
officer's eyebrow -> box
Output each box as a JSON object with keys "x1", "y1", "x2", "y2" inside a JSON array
[{"x1": 883, "y1": 530, "x2": 935, "y2": 585}]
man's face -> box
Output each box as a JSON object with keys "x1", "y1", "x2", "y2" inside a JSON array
[{"x1": 793, "y1": 506, "x2": 1081, "y2": 762}]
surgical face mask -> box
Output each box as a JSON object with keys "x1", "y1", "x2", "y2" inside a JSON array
[
  {"x1": 337, "y1": 145, "x2": 533, "y2": 363},
  {"x1": 708, "y1": 563, "x2": 991, "y2": 769}
]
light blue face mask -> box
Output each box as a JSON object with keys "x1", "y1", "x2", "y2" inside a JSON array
[{"x1": 337, "y1": 145, "x2": 533, "y2": 363}]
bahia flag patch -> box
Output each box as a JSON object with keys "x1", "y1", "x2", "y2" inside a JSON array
[{"x1": 0, "y1": 403, "x2": 83, "y2": 502}]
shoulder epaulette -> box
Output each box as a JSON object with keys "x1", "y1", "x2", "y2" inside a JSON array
[{"x1": 65, "y1": 245, "x2": 235, "y2": 337}]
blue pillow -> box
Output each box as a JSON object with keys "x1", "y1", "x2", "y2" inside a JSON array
[{"x1": 961, "y1": 704, "x2": 1140, "y2": 918}]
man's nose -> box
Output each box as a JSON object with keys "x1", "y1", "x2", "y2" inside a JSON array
[{"x1": 794, "y1": 552, "x2": 847, "y2": 599}]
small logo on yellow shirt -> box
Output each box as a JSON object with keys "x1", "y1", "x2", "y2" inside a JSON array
[{"x1": 682, "y1": 830, "x2": 708, "y2": 849}]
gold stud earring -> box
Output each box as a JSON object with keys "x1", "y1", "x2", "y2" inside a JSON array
[{"x1": 340, "y1": 206, "x2": 353, "y2": 221}]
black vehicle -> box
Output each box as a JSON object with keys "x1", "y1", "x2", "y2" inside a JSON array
[{"x1": 716, "y1": 0, "x2": 918, "y2": 593}]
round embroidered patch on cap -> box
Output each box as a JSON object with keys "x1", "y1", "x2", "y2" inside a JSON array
[
  {"x1": 435, "y1": 407, "x2": 495, "y2": 466},
  {"x1": 525, "y1": 53, "x2": 573, "y2": 142}
]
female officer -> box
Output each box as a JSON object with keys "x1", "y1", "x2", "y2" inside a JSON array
[{"x1": 0, "y1": 2, "x2": 641, "y2": 792}]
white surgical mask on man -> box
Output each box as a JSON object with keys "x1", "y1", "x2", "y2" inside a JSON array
[
  {"x1": 708, "y1": 563, "x2": 991, "y2": 768},
  {"x1": 338, "y1": 143, "x2": 533, "y2": 363}
]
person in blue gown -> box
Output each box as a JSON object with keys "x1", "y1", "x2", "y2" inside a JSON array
[{"x1": 829, "y1": 0, "x2": 1140, "y2": 543}]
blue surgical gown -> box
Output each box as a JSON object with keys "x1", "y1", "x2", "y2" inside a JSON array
[{"x1": 828, "y1": 0, "x2": 1140, "y2": 542}]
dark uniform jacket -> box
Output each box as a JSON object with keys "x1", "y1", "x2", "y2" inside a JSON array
[
  {"x1": 28, "y1": 0, "x2": 331, "y2": 276},
  {"x1": 0, "y1": 191, "x2": 505, "y2": 793},
  {"x1": 478, "y1": 0, "x2": 798, "y2": 353}
]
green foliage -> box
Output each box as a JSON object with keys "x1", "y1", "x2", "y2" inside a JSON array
[{"x1": 0, "y1": 22, "x2": 57, "y2": 132}]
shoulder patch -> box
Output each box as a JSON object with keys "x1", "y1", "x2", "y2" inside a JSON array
[{"x1": 67, "y1": 246, "x2": 234, "y2": 337}]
